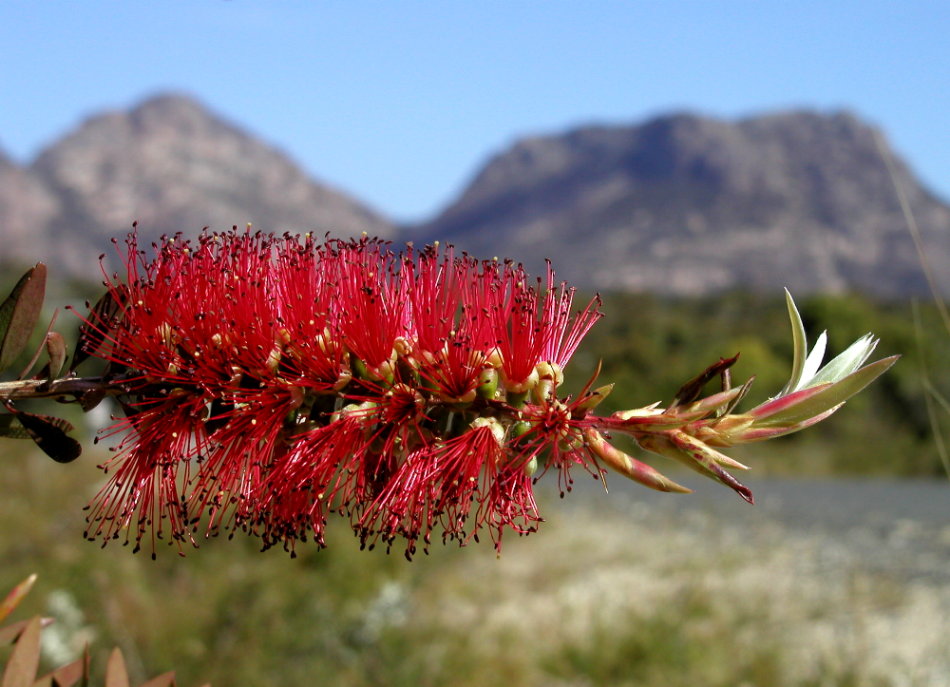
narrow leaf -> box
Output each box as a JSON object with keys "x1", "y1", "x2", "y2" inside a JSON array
[
  {"x1": 104, "y1": 649, "x2": 131, "y2": 687},
  {"x1": 39, "y1": 656, "x2": 88, "y2": 687},
  {"x1": 755, "y1": 356, "x2": 899, "y2": 427},
  {"x1": 13, "y1": 411, "x2": 81, "y2": 463},
  {"x1": 44, "y1": 332, "x2": 67, "y2": 380},
  {"x1": 585, "y1": 429, "x2": 691, "y2": 494},
  {"x1": 0, "y1": 265, "x2": 47, "y2": 374},
  {"x1": 1, "y1": 616, "x2": 41, "y2": 687},
  {"x1": 740, "y1": 405, "x2": 842, "y2": 442},
  {"x1": 0, "y1": 618, "x2": 51, "y2": 647},
  {"x1": 639, "y1": 432, "x2": 754, "y2": 504},
  {"x1": 807, "y1": 334, "x2": 878, "y2": 387},
  {"x1": 780, "y1": 289, "x2": 808, "y2": 396},
  {"x1": 671, "y1": 353, "x2": 739, "y2": 407},
  {"x1": 749, "y1": 384, "x2": 832, "y2": 421},
  {"x1": 796, "y1": 330, "x2": 827, "y2": 390},
  {"x1": 0, "y1": 575, "x2": 36, "y2": 624},
  {"x1": 0, "y1": 620, "x2": 34, "y2": 646}
]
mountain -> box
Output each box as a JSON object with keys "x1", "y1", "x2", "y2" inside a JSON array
[
  {"x1": 0, "y1": 148, "x2": 61, "y2": 267},
  {"x1": 3, "y1": 94, "x2": 393, "y2": 275},
  {"x1": 2, "y1": 98, "x2": 948, "y2": 298},
  {"x1": 413, "y1": 111, "x2": 950, "y2": 296}
]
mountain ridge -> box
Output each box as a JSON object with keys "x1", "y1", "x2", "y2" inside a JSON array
[
  {"x1": 1, "y1": 94, "x2": 947, "y2": 297},
  {"x1": 413, "y1": 108, "x2": 950, "y2": 296},
  {"x1": 3, "y1": 93, "x2": 394, "y2": 274}
]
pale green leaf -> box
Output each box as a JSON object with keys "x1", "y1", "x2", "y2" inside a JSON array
[
  {"x1": 780, "y1": 289, "x2": 808, "y2": 396},
  {"x1": 757, "y1": 355, "x2": 898, "y2": 427}
]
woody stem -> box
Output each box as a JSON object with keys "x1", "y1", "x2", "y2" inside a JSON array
[{"x1": 0, "y1": 377, "x2": 131, "y2": 403}]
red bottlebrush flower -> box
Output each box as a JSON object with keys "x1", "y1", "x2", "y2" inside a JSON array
[{"x1": 80, "y1": 229, "x2": 604, "y2": 558}]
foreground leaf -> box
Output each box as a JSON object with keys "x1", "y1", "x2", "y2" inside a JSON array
[
  {"x1": 0, "y1": 265, "x2": 47, "y2": 375},
  {"x1": 104, "y1": 648, "x2": 131, "y2": 687},
  {"x1": 1, "y1": 616, "x2": 41, "y2": 687},
  {"x1": 0, "y1": 576, "x2": 36, "y2": 624},
  {"x1": 12, "y1": 411, "x2": 81, "y2": 463}
]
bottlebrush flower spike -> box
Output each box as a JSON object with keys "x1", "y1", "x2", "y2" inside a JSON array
[{"x1": 68, "y1": 229, "x2": 895, "y2": 558}]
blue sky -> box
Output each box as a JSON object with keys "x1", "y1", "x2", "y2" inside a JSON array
[{"x1": 1, "y1": 2, "x2": 948, "y2": 222}]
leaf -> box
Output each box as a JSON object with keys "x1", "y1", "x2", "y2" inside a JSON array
[
  {"x1": 104, "y1": 649, "x2": 130, "y2": 687},
  {"x1": 755, "y1": 355, "x2": 899, "y2": 427},
  {"x1": 1, "y1": 616, "x2": 41, "y2": 687},
  {"x1": 796, "y1": 330, "x2": 828, "y2": 389},
  {"x1": 76, "y1": 388, "x2": 107, "y2": 413},
  {"x1": 36, "y1": 654, "x2": 87, "y2": 687},
  {"x1": 671, "y1": 353, "x2": 739, "y2": 407},
  {"x1": 0, "y1": 266, "x2": 47, "y2": 375},
  {"x1": 780, "y1": 289, "x2": 808, "y2": 396},
  {"x1": 0, "y1": 575, "x2": 36, "y2": 624},
  {"x1": 807, "y1": 334, "x2": 878, "y2": 387},
  {"x1": 0, "y1": 618, "x2": 52, "y2": 647},
  {"x1": 13, "y1": 411, "x2": 81, "y2": 463},
  {"x1": 0, "y1": 620, "x2": 34, "y2": 646},
  {"x1": 44, "y1": 332, "x2": 67, "y2": 380}
]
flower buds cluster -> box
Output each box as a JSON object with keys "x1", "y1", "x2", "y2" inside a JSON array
[{"x1": 78, "y1": 231, "x2": 896, "y2": 559}]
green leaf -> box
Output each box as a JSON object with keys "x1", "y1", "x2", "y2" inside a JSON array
[
  {"x1": 779, "y1": 289, "x2": 808, "y2": 396},
  {"x1": 756, "y1": 355, "x2": 899, "y2": 427},
  {"x1": 1, "y1": 616, "x2": 41, "y2": 687},
  {"x1": 13, "y1": 411, "x2": 81, "y2": 463},
  {"x1": 0, "y1": 265, "x2": 47, "y2": 375},
  {"x1": 808, "y1": 334, "x2": 878, "y2": 387}
]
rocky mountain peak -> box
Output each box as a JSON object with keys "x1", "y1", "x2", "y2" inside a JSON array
[
  {"x1": 20, "y1": 93, "x2": 393, "y2": 274},
  {"x1": 416, "y1": 109, "x2": 949, "y2": 296}
]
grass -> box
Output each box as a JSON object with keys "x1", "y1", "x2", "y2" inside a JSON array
[{"x1": 1, "y1": 442, "x2": 946, "y2": 687}]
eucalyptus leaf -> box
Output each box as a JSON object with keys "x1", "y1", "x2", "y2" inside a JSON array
[{"x1": 0, "y1": 264, "x2": 47, "y2": 374}]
